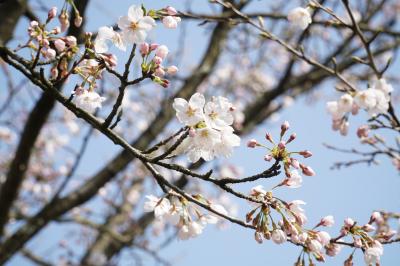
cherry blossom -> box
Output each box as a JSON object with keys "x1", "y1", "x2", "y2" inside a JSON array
[
  {"x1": 364, "y1": 241, "x2": 383, "y2": 266},
  {"x1": 173, "y1": 93, "x2": 205, "y2": 126},
  {"x1": 118, "y1": 5, "x2": 156, "y2": 44},
  {"x1": 143, "y1": 195, "x2": 171, "y2": 219},
  {"x1": 73, "y1": 90, "x2": 106, "y2": 113},
  {"x1": 287, "y1": 7, "x2": 312, "y2": 30},
  {"x1": 271, "y1": 229, "x2": 287, "y2": 244},
  {"x1": 94, "y1": 26, "x2": 126, "y2": 53}
]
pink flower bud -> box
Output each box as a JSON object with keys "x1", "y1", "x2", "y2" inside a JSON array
[
  {"x1": 155, "y1": 67, "x2": 165, "y2": 77},
  {"x1": 277, "y1": 141, "x2": 286, "y2": 150},
  {"x1": 153, "y1": 56, "x2": 163, "y2": 65},
  {"x1": 281, "y1": 121, "x2": 290, "y2": 132},
  {"x1": 320, "y1": 215, "x2": 334, "y2": 227},
  {"x1": 166, "y1": 65, "x2": 178, "y2": 75},
  {"x1": 65, "y1": 36, "x2": 77, "y2": 46},
  {"x1": 101, "y1": 54, "x2": 118, "y2": 68},
  {"x1": 357, "y1": 125, "x2": 369, "y2": 138},
  {"x1": 42, "y1": 39, "x2": 50, "y2": 48},
  {"x1": 290, "y1": 158, "x2": 300, "y2": 169},
  {"x1": 326, "y1": 243, "x2": 341, "y2": 257},
  {"x1": 162, "y1": 16, "x2": 178, "y2": 29},
  {"x1": 287, "y1": 133, "x2": 296, "y2": 143},
  {"x1": 344, "y1": 217, "x2": 355, "y2": 228},
  {"x1": 300, "y1": 164, "x2": 315, "y2": 176},
  {"x1": 48, "y1": 7, "x2": 57, "y2": 20},
  {"x1": 150, "y1": 43, "x2": 159, "y2": 51},
  {"x1": 264, "y1": 154, "x2": 272, "y2": 162},
  {"x1": 54, "y1": 39, "x2": 66, "y2": 52},
  {"x1": 299, "y1": 232, "x2": 308, "y2": 243},
  {"x1": 44, "y1": 48, "x2": 56, "y2": 60},
  {"x1": 351, "y1": 103, "x2": 359, "y2": 115},
  {"x1": 299, "y1": 150, "x2": 312, "y2": 158},
  {"x1": 74, "y1": 15, "x2": 83, "y2": 27},
  {"x1": 247, "y1": 139, "x2": 258, "y2": 148},
  {"x1": 265, "y1": 132, "x2": 274, "y2": 143},
  {"x1": 155, "y1": 45, "x2": 169, "y2": 59},
  {"x1": 52, "y1": 27, "x2": 61, "y2": 35},
  {"x1": 59, "y1": 12, "x2": 70, "y2": 33},
  {"x1": 140, "y1": 42, "x2": 149, "y2": 56},
  {"x1": 354, "y1": 238, "x2": 362, "y2": 248},
  {"x1": 166, "y1": 6, "x2": 178, "y2": 16},
  {"x1": 370, "y1": 211, "x2": 383, "y2": 224},
  {"x1": 362, "y1": 224, "x2": 375, "y2": 232},
  {"x1": 30, "y1": 20, "x2": 39, "y2": 28},
  {"x1": 254, "y1": 231, "x2": 263, "y2": 244}
]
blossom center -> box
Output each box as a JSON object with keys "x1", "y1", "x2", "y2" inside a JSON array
[
  {"x1": 186, "y1": 107, "x2": 196, "y2": 117},
  {"x1": 130, "y1": 21, "x2": 139, "y2": 31}
]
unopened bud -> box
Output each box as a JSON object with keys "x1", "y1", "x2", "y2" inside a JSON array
[
  {"x1": 299, "y1": 150, "x2": 312, "y2": 158},
  {"x1": 166, "y1": 6, "x2": 178, "y2": 16},
  {"x1": 48, "y1": 7, "x2": 57, "y2": 20},
  {"x1": 277, "y1": 141, "x2": 286, "y2": 150},
  {"x1": 166, "y1": 65, "x2": 178, "y2": 75},
  {"x1": 265, "y1": 132, "x2": 274, "y2": 143},
  {"x1": 140, "y1": 42, "x2": 149, "y2": 56},
  {"x1": 264, "y1": 154, "x2": 272, "y2": 162},
  {"x1": 74, "y1": 15, "x2": 83, "y2": 27},
  {"x1": 300, "y1": 164, "x2": 315, "y2": 176},
  {"x1": 247, "y1": 139, "x2": 258, "y2": 148}
]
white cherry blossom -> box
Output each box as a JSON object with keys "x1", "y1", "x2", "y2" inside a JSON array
[
  {"x1": 287, "y1": 7, "x2": 312, "y2": 30},
  {"x1": 355, "y1": 88, "x2": 389, "y2": 116},
  {"x1": 204, "y1": 96, "x2": 234, "y2": 129},
  {"x1": 74, "y1": 90, "x2": 106, "y2": 113},
  {"x1": 364, "y1": 241, "x2": 383, "y2": 266},
  {"x1": 271, "y1": 229, "x2": 287, "y2": 244},
  {"x1": 143, "y1": 195, "x2": 171, "y2": 219},
  {"x1": 285, "y1": 170, "x2": 303, "y2": 188},
  {"x1": 118, "y1": 5, "x2": 156, "y2": 44},
  {"x1": 94, "y1": 26, "x2": 126, "y2": 53},
  {"x1": 214, "y1": 127, "x2": 240, "y2": 158},
  {"x1": 173, "y1": 92, "x2": 205, "y2": 126}
]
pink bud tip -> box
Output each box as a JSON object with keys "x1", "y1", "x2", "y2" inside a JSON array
[
  {"x1": 247, "y1": 139, "x2": 258, "y2": 148},
  {"x1": 300, "y1": 164, "x2": 315, "y2": 176},
  {"x1": 277, "y1": 141, "x2": 286, "y2": 150},
  {"x1": 281, "y1": 121, "x2": 290, "y2": 132},
  {"x1": 299, "y1": 150, "x2": 312, "y2": 158},
  {"x1": 264, "y1": 154, "x2": 272, "y2": 162},
  {"x1": 265, "y1": 133, "x2": 274, "y2": 143},
  {"x1": 48, "y1": 7, "x2": 57, "y2": 20}
]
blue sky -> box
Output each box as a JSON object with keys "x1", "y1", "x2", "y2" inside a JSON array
[{"x1": 3, "y1": 0, "x2": 400, "y2": 265}]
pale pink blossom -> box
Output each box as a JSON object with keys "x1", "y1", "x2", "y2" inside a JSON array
[
  {"x1": 320, "y1": 215, "x2": 335, "y2": 227},
  {"x1": 118, "y1": 5, "x2": 156, "y2": 43},
  {"x1": 271, "y1": 229, "x2": 287, "y2": 244},
  {"x1": 287, "y1": 7, "x2": 312, "y2": 30}
]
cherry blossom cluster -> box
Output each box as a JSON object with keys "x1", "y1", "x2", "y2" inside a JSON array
[
  {"x1": 336, "y1": 212, "x2": 398, "y2": 266},
  {"x1": 247, "y1": 121, "x2": 315, "y2": 180},
  {"x1": 172, "y1": 93, "x2": 240, "y2": 162},
  {"x1": 246, "y1": 186, "x2": 338, "y2": 263},
  {"x1": 139, "y1": 43, "x2": 178, "y2": 88},
  {"x1": 144, "y1": 193, "x2": 227, "y2": 240},
  {"x1": 94, "y1": 5, "x2": 180, "y2": 54},
  {"x1": 326, "y1": 79, "x2": 393, "y2": 136},
  {"x1": 25, "y1": 10, "x2": 79, "y2": 67}
]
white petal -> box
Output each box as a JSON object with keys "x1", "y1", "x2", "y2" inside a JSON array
[{"x1": 128, "y1": 5, "x2": 143, "y2": 22}]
